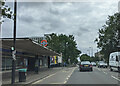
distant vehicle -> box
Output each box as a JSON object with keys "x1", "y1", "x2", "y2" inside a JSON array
[
  {"x1": 91, "y1": 62, "x2": 96, "y2": 66},
  {"x1": 98, "y1": 61, "x2": 108, "y2": 68},
  {"x1": 109, "y1": 52, "x2": 120, "y2": 72},
  {"x1": 79, "y1": 61, "x2": 93, "y2": 71}
]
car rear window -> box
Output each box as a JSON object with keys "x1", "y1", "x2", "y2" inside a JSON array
[{"x1": 81, "y1": 61, "x2": 91, "y2": 65}]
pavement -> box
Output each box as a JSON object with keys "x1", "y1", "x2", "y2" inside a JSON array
[
  {"x1": 2, "y1": 67, "x2": 64, "y2": 86},
  {"x1": 32, "y1": 67, "x2": 75, "y2": 84}
]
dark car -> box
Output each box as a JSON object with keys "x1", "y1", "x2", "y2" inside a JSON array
[{"x1": 79, "y1": 61, "x2": 93, "y2": 71}]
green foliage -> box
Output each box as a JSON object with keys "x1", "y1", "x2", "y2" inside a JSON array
[
  {"x1": 46, "y1": 33, "x2": 81, "y2": 64},
  {"x1": 90, "y1": 56, "x2": 99, "y2": 62},
  {"x1": 80, "y1": 54, "x2": 98, "y2": 62},
  {"x1": 95, "y1": 13, "x2": 120, "y2": 62},
  {"x1": 80, "y1": 54, "x2": 91, "y2": 61},
  {"x1": 0, "y1": 1, "x2": 13, "y2": 21}
]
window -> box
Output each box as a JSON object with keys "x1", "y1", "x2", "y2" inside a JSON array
[
  {"x1": 2, "y1": 57, "x2": 12, "y2": 70},
  {"x1": 119, "y1": 55, "x2": 120, "y2": 61},
  {"x1": 110, "y1": 56, "x2": 114, "y2": 61}
]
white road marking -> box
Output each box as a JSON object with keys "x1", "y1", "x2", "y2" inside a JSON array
[
  {"x1": 64, "y1": 67, "x2": 76, "y2": 84},
  {"x1": 111, "y1": 75, "x2": 120, "y2": 81},
  {"x1": 103, "y1": 71, "x2": 107, "y2": 74},
  {"x1": 95, "y1": 67, "x2": 101, "y2": 71},
  {"x1": 64, "y1": 81, "x2": 67, "y2": 84},
  {"x1": 95, "y1": 67, "x2": 108, "y2": 75},
  {"x1": 33, "y1": 67, "x2": 76, "y2": 84},
  {"x1": 66, "y1": 77, "x2": 69, "y2": 80},
  {"x1": 68, "y1": 75, "x2": 71, "y2": 78},
  {"x1": 50, "y1": 83, "x2": 61, "y2": 84},
  {"x1": 33, "y1": 73, "x2": 56, "y2": 84}
]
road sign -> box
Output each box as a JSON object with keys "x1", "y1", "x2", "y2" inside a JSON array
[{"x1": 41, "y1": 40, "x2": 48, "y2": 47}]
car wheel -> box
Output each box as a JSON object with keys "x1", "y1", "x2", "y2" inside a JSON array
[
  {"x1": 118, "y1": 67, "x2": 120, "y2": 73},
  {"x1": 110, "y1": 67, "x2": 113, "y2": 71}
]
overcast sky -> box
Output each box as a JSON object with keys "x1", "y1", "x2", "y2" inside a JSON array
[{"x1": 1, "y1": 0, "x2": 119, "y2": 56}]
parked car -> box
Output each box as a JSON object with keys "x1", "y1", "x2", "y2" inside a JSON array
[
  {"x1": 109, "y1": 52, "x2": 120, "y2": 72},
  {"x1": 98, "y1": 61, "x2": 108, "y2": 68},
  {"x1": 91, "y1": 62, "x2": 96, "y2": 66},
  {"x1": 79, "y1": 61, "x2": 93, "y2": 71}
]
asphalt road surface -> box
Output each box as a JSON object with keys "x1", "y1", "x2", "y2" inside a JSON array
[{"x1": 31, "y1": 67, "x2": 120, "y2": 85}]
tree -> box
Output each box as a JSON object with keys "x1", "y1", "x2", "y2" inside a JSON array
[
  {"x1": 80, "y1": 54, "x2": 91, "y2": 61},
  {"x1": 46, "y1": 33, "x2": 81, "y2": 64},
  {"x1": 0, "y1": 0, "x2": 13, "y2": 22},
  {"x1": 95, "y1": 13, "x2": 120, "y2": 62}
]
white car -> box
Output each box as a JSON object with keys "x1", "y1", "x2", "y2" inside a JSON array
[
  {"x1": 91, "y1": 62, "x2": 96, "y2": 66},
  {"x1": 98, "y1": 61, "x2": 108, "y2": 68},
  {"x1": 109, "y1": 52, "x2": 120, "y2": 72}
]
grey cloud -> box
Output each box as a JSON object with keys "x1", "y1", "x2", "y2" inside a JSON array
[
  {"x1": 18, "y1": 15, "x2": 34, "y2": 23},
  {"x1": 2, "y1": 1, "x2": 118, "y2": 54}
]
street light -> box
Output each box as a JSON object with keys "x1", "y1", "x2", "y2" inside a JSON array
[
  {"x1": 64, "y1": 41, "x2": 68, "y2": 64},
  {"x1": 87, "y1": 50, "x2": 90, "y2": 56},
  {"x1": 89, "y1": 47, "x2": 93, "y2": 57}
]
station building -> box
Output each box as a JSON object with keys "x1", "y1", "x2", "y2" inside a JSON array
[{"x1": 1, "y1": 38, "x2": 60, "y2": 71}]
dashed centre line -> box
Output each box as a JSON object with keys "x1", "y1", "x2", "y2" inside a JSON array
[
  {"x1": 64, "y1": 67, "x2": 76, "y2": 84},
  {"x1": 95, "y1": 67, "x2": 101, "y2": 71}
]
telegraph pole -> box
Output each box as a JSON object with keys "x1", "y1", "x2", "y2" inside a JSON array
[{"x1": 11, "y1": 0, "x2": 17, "y2": 84}]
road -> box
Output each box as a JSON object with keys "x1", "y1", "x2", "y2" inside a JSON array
[{"x1": 31, "y1": 67, "x2": 120, "y2": 85}]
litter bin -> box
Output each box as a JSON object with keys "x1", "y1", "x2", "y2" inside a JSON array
[{"x1": 18, "y1": 68, "x2": 27, "y2": 82}]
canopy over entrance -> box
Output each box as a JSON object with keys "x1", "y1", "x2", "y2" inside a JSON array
[{"x1": 2, "y1": 38, "x2": 59, "y2": 56}]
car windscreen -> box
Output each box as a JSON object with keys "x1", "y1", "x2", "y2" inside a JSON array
[
  {"x1": 99, "y1": 61, "x2": 104, "y2": 63},
  {"x1": 91, "y1": 62, "x2": 95, "y2": 64}
]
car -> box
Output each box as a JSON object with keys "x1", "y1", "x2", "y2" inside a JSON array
[
  {"x1": 98, "y1": 61, "x2": 108, "y2": 68},
  {"x1": 109, "y1": 52, "x2": 120, "y2": 72},
  {"x1": 91, "y1": 62, "x2": 96, "y2": 66},
  {"x1": 79, "y1": 61, "x2": 93, "y2": 71}
]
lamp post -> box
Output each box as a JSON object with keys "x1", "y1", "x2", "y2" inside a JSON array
[
  {"x1": 11, "y1": 0, "x2": 17, "y2": 84},
  {"x1": 89, "y1": 47, "x2": 93, "y2": 57},
  {"x1": 64, "y1": 40, "x2": 68, "y2": 65},
  {"x1": 87, "y1": 50, "x2": 90, "y2": 56}
]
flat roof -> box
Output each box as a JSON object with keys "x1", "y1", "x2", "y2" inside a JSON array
[{"x1": 1, "y1": 38, "x2": 60, "y2": 56}]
